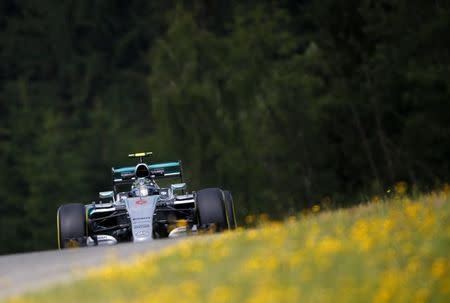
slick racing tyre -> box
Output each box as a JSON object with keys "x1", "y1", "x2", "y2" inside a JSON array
[
  {"x1": 223, "y1": 190, "x2": 237, "y2": 229},
  {"x1": 57, "y1": 203, "x2": 87, "y2": 249},
  {"x1": 196, "y1": 188, "x2": 230, "y2": 231}
]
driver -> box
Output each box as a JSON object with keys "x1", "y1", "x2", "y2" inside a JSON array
[{"x1": 130, "y1": 178, "x2": 159, "y2": 197}]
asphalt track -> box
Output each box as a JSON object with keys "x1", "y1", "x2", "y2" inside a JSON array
[{"x1": 0, "y1": 238, "x2": 183, "y2": 300}]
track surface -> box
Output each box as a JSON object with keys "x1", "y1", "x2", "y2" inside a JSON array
[{"x1": 0, "y1": 238, "x2": 182, "y2": 300}]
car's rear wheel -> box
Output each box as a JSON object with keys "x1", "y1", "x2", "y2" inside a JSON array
[
  {"x1": 196, "y1": 188, "x2": 230, "y2": 231},
  {"x1": 223, "y1": 190, "x2": 237, "y2": 229},
  {"x1": 57, "y1": 203, "x2": 87, "y2": 249}
]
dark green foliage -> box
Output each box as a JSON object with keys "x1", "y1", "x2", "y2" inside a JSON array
[{"x1": 0, "y1": 0, "x2": 449, "y2": 254}]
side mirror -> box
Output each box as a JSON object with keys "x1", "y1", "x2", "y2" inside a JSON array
[
  {"x1": 99, "y1": 191, "x2": 114, "y2": 199},
  {"x1": 171, "y1": 183, "x2": 186, "y2": 191}
]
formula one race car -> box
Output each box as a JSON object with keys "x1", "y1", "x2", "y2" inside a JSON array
[{"x1": 57, "y1": 152, "x2": 237, "y2": 249}]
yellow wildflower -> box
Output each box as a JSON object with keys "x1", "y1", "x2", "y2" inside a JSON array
[
  {"x1": 208, "y1": 286, "x2": 236, "y2": 303},
  {"x1": 413, "y1": 288, "x2": 430, "y2": 303},
  {"x1": 394, "y1": 181, "x2": 408, "y2": 195},
  {"x1": 317, "y1": 236, "x2": 342, "y2": 255},
  {"x1": 405, "y1": 202, "x2": 420, "y2": 219},
  {"x1": 406, "y1": 258, "x2": 420, "y2": 274},
  {"x1": 431, "y1": 258, "x2": 448, "y2": 279},
  {"x1": 179, "y1": 280, "x2": 199, "y2": 299},
  {"x1": 245, "y1": 214, "x2": 256, "y2": 225},
  {"x1": 246, "y1": 229, "x2": 258, "y2": 240},
  {"x1": 351, "y1": 220, "x2": 372, "y2": 251},
  {"x1": 242, "y1": 257, "x2": 261, "y2": 273},
  {"x1": 185, "y1": 259, "x2": 204, "y2": 273}
]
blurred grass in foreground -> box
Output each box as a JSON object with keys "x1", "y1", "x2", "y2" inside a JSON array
[{"x1": 7, "y1": 188, "x2": 450, "y2": 303}]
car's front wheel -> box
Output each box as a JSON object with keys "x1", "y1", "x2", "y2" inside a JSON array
[
  {"x1": 57, "y1": 203, "x2": 87, "y2": 249},
  {"x1": 196, "y1": 188, "x2": 230, "y2": 231}
]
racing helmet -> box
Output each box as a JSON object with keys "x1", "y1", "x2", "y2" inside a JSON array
[{"x1": 132, "y1": 178, "x2": 157, "y2": 197}]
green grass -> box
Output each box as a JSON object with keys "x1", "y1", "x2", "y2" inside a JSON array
[{"x1": 6, "y1": 190, "x2": 450, "y2": 303}]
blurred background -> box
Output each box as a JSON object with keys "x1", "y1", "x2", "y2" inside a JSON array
[{"x1": 0, "y1": 0, "x2": 449, "y2": 254}]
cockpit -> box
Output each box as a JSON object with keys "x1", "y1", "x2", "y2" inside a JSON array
[{"x1": 130, "y1": 178, "x2": 160, "y2": 197}]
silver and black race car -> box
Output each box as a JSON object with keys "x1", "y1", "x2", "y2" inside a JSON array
[{"x1": 56, "y1": 152, "x2": 237, "y2": 249}]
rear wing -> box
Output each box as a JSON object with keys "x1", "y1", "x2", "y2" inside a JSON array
[{"x1": 112, "y1": 160, "x2": 183, "y2": 190}]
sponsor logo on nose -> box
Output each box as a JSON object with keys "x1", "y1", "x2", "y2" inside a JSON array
[{"x1": 136, "y1": 199, "x2": 147, "y2": 205}]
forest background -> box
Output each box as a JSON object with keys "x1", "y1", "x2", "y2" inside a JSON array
[{"x1": 0, "y1": 0, "x2": 449, "y2": 254}]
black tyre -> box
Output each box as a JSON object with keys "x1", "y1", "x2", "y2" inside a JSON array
[
  {"x1": 57, "y1": 203, "x2": 87, "y2": 249},
  {"x1": 196, "y1": 188, "x2": 230, "y2": 231},
  {"x1": 223, "y1": 190, "x2": 237, "y2": 229}
]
